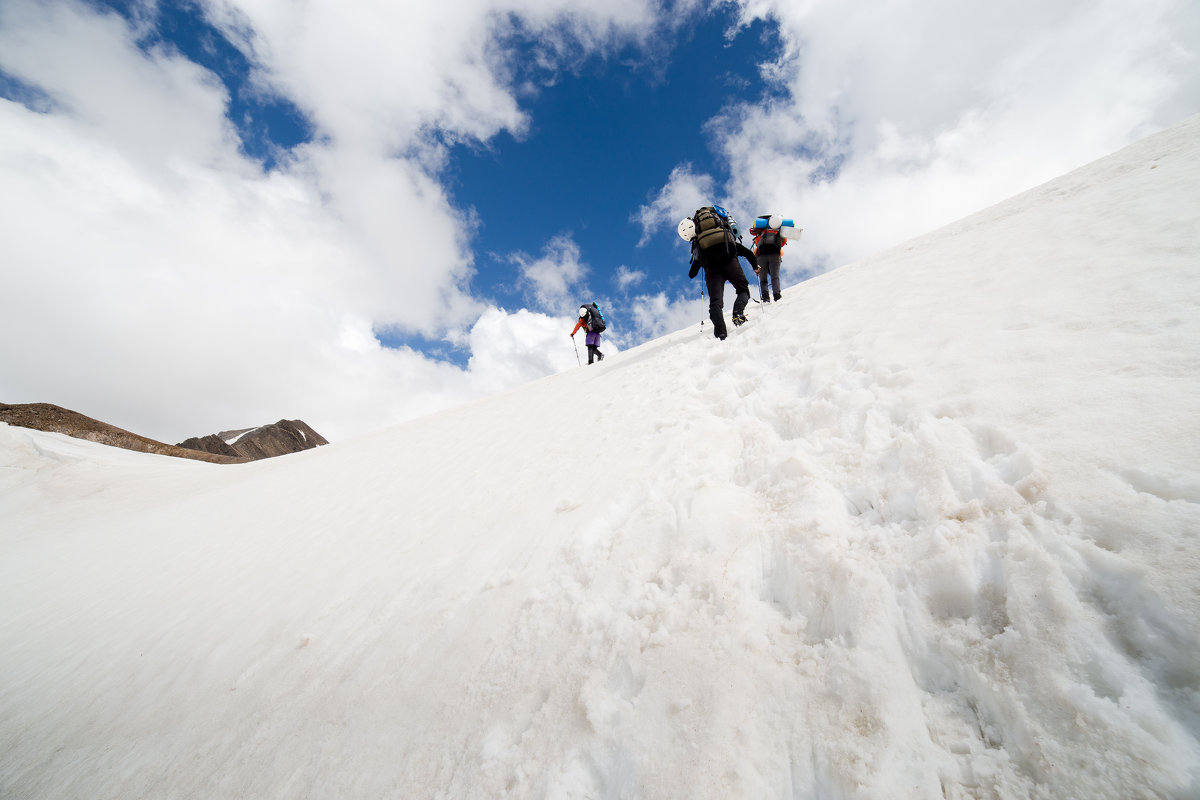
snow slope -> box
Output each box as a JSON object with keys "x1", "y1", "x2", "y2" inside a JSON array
[{"x1": 2, "y1": 116, "x2": 1199, "y2": 799}]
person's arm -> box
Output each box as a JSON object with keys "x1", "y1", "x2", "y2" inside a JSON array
[
  {"x1": 688, "y1": 244, "x2": 701, "y2": 279},
  {"x1": 571, "y1": 319, "x2": 585, "y2": 336},
  {"x1": 736, "y1": 242, "x2": 759, "y2": 273}
]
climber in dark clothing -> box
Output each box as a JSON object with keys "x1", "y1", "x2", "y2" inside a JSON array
[{"x1": 688, "y1": 239, "x2": 758, "y2": 340}]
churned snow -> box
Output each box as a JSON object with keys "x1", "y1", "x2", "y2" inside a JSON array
[{"x1": 2, "y1": 117, "x2": 1198, "y2": 799}]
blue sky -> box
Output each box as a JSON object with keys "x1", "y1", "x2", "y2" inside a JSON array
[
  {"x1": 449, "y1": 11, "x2": 782, "y2": 304},
  {"x1": 2, "y1": 0, "x2": 1197, "y2": 441}
]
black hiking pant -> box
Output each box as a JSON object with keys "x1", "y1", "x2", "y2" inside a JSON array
[
  {"x1": 757, "y1": 252, "x2": 782, "y2": 301},
  {"x1": 704, "y1": 257, "x2": 750, "y2": 339},
  {"x1": 587, "y1": 345, "x2": 604, "y2": 364}
]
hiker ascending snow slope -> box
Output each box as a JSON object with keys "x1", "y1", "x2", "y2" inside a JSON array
[
  {"x1": 571, "y1": 302, "x2": 606, "y2": 364},
  {"x1": 749, "y1": 214, "x2": 795, "y2": 303},
  {"x1": 679, "y1": 205, "x2": 758, "y2": 340}
]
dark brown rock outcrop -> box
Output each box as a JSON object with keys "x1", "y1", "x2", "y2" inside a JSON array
[
  {"x1": 194, "y1": 419, "x2": 329, "y2": 461},
  {"x1": 176, "y1": 434, "x2": 242, "y2": 459}
]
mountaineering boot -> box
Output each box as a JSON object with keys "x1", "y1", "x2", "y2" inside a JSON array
[{"x1": 732, "y1": 313, "x2": 748, "y2": 326}]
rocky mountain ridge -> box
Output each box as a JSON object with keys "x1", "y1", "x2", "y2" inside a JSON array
[
  {"x1": 0, "y1": 403, "x2": 246, "y2": 464},
  {"x1": 0, "y1": 403, "x2": 327, "y2": 463},
  {"x1": 177, "y1": 420, "x2": 328, "y2": 460}
]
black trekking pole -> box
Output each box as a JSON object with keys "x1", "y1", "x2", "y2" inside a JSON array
[{"x1": 700, "y1": 288, "x2": 705, "y2": 331}]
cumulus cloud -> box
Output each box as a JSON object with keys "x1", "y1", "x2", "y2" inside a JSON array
[
  {"x1": 0, "y1": 1, "x2": 240, "y2": 170},
  {"x1": 625, "y1": 291, "x2": 707, "y2": 340},
  {"x1": 510, "y1": 233, "x2": 589, "y2": 312},
  {"x1": 634, "y1": 163, "x2": 716, "y2": 244},
  {"x1": 615, "y1": 265, "x2": 646, "y2": 290},
  {"x1": 464, "y1": 306, "x2": 580, "y2": 395},
  {"x1": 205, "y1": 0, "x2": 523, "y2": 156}
]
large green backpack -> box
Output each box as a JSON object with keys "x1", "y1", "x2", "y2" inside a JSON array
[{"x1": 693, "y1": 206, "x2": 735, "y2": 257}]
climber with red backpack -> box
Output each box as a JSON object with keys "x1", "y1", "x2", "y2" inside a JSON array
[{"x1": 750, "y1": 214, "x2": 792, "y2": 302}]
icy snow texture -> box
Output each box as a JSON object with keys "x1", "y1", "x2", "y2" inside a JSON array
[{"x1": 2, "y1": 116, "x2": 1199, "y2": 799}]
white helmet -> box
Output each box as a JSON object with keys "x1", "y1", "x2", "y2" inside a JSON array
[
  {"x1": 579, "y1": 307, "x2": 588, "y2": 317},
  {"x1": 677, "y1": 217, "x2": 696, "y2": 241}
]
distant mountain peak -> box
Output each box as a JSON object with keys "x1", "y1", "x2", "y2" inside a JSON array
[{"x1": 179, "y1": 419, "x2": 328, "y2": 461}]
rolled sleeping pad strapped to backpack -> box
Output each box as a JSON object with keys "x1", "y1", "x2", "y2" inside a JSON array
[{"x1": 751, "y1": 216, "x2": 794, "y2": 232}]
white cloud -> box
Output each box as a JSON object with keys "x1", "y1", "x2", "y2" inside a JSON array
[
  {"x1": 205, "y1": 0, "x2": 523, "y2": 155},
  {"x1": 0, "y1": 0, "x2": 241, "y2": 172},
  {"x1": 0, "y1": 92, "x2": 466, "y2": 441},
  {"x1": 625, "y1": 291, "x2": 707, "y2": 340},
  {"x1": 634, "y1": 163, "x2": 715, "y2": 245},
  {"x1": 465, "y1": 306, "x2": 579, "y2": 394},
  {"x1": 510, "y1": 233, "x2": 589, "y2": 312},
  {"x1": 614, "y1": 265, "x2": 645, "y2": 290},
  {"x1": 204, "y1": 0, "x2": 672, "y2": 155}
]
